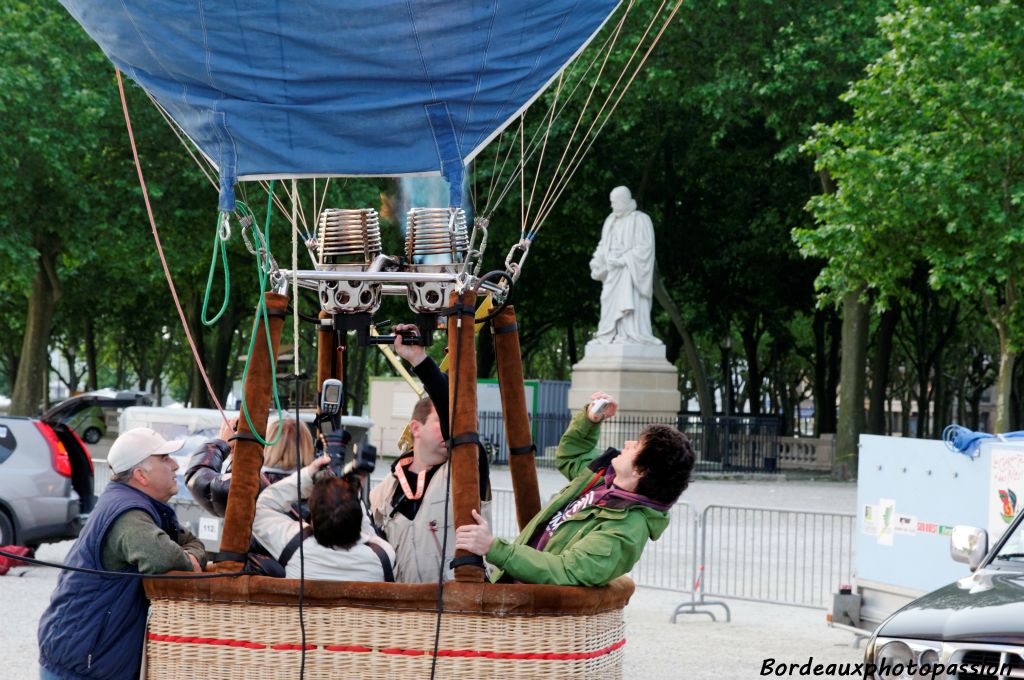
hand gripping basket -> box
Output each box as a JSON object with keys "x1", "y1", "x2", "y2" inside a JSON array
[{"x1": 143, "y1": 575, "x2": 633, "y2": 679}]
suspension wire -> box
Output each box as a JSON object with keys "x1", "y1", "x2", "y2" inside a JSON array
[
  {"x1": 523, "y1": 72, "x2": 564, "y2": 231},
  {"x1": 531, "y1": 0, "x2": 682, "y2": 235},
  {"x1": 519, "y1": 114, "x2": 526, "y2": 238},
  {"x1": 479, "y1": 6, "x2": 631, "y2": 216},
  {"x1": 115, "y1": 69, "x2": 228, "y2": 425},
  {"x1": 530, "y1": 0, "x2": 645, "y2": 228},
  {"x1": 259, "y1": 179, "x2": 311, "y2": 236},
  {"x1": 143, "y1": 91, "x2": 220, "y2": 192},
  {"x1": 530, "y1": 0, "x2": 635, "y2": 222},
  {"x1": 200, "y1": 213, "x2": 231, "y2": 326}
]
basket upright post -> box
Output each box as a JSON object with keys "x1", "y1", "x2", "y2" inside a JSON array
[
  {"x1": 447, "y1": 289, "x2": 485, "y2": 582},
  {"x1": 217, "y1": 292, "x2": 288, "y2": 566},
  {"x1": 491, "y1": 305, "x2": 541, "y2": 530}
]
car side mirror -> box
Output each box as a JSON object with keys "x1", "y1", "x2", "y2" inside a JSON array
[{"x1": 950, "y1": 525, "x2": 988, "y2": 571}]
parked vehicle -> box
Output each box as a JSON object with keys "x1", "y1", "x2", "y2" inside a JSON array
[
  {"x1": 864, "y1": 513, "x2": 1024, "y2": 679},
  {"x1": 41, "y1": 389, "x2": 151, "y2": 444},
  {"x1": 0, "y1": 416, "x2": 94, "y2": 547}
]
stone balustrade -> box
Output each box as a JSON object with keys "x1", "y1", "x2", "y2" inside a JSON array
[{"x1": 777, "y1": 434, "x2": 834, "y2": 471}]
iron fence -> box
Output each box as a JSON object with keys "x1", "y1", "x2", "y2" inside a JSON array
[
  {"x1": 480, "y1": 411, "x2": 781, "y2": 473},
  {"x1": 679, "y1": 416, "x2": 782, "y2": 473}
]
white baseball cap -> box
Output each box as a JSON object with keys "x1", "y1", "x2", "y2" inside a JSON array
[{"x1": 108, "y1": 427, "x2": 185, "y2": 474}]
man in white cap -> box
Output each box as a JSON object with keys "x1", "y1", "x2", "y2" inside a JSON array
[{"x1": 38, "y1": 427, "x2": 207, "y2": 680}]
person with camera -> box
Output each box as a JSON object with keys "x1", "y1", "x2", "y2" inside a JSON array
[
  {"x1": 185, "y1": 416, "x2": 315, "y2": 517},
  {"x1": 454, "y1": 392, "x2": 695, "y2": 587},
  {"x1": 252, "y1": 454, "x2": 395, "y2": 581},
  {"x1": 368, "y1": 323, "x2": 491, "y2": 583}
]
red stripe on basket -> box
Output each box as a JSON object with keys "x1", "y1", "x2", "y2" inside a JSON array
[{"x1": 147, "y1": 634, "x2": 625, "y2": 661}]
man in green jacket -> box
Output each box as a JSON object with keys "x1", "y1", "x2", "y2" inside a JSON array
[{"x1": 456, "y1": 391, "x2": 694, "y2": 586}]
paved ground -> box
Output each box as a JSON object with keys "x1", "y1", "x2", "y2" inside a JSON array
[{"x1": 2, "y1": 448, "x2": 864, "y2": 678}]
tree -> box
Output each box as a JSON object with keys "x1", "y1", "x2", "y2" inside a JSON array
[{"x1": 803, "y1": 0, "x2": 1024, "y2": 432}]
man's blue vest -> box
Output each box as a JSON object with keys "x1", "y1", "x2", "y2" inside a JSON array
[{"x1": 38, "y1": 483, "x2": 180, "y2": 680}]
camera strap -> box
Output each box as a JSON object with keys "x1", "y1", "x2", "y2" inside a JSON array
[
  {"x1": 395, "y1": 457, "x2": 427, "y2": 501},
  {"x1": 279, "y1": 524, "x2": 314, "y2": 568},
  {"x1": 365, "y1": 541, "x2": 395, "y2": 582}
]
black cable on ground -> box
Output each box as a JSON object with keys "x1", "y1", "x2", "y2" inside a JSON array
[{"x1": 0, "y1": 549, "x2": 247, "y2": 579}]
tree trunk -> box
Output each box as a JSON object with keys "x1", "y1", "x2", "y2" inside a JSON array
[
  {"x1": 11, "y1": 239, "x2": 62, "y2": 416},
  {"x1": 84, "y1": 316, "x2": 98, "y2": 391},
  {"x1": 825, "y1": 311, "x2": 841, "y2": 432},
  {"x1": 835, "y1": 289, "x2": 868, "y2": 480},
  {"x1": 740, "y1": 318, "x2": 761, "y2": 416},
  {"x1": 566, "y1": 320, "x2": 578, "y2": 367},
  {"x1": 187, "y1": 293, "x2": 212, "y2": 408},
  {"x1": 812, "y1": 310, "x2": 826, "y2": 436},
  {"x1": 867, "y1": 306, "x2": 899, "y2": 434},
  {"x1": 653, "y1": 266, "x2": 713, "y2": 417},
  {"x1": 995, "y1": 327, "x2": 1016, "y2": 432}
]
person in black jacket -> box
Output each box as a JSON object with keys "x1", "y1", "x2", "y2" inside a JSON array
[{"x1": 184, "y1": 416, "x2": 314, "y2": 517}]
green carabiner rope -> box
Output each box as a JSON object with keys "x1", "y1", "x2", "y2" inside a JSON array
[
  {"x1": 200, "y1": 213, "x2": 231, "y2": 326},
  {"x1": 238, "y1": 183, "x2": 284, "y2": 447}
]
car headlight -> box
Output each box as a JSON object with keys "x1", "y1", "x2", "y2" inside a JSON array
[
  {"x1": 869, "y1": 638, "x2": 944, "y2": 679},
  {"x1": 876, "y1": 641, "x2": 914, "y2": 675},
  {"x1": 918, "y1": 649, "x2": 939, "y2": 670}
]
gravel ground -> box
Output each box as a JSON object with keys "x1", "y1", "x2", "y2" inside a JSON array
[{"x1": 2, "y1": 458, "x2": 863, "y2": 679}]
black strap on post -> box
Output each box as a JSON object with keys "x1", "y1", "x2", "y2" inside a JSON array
[
  {"x1": 365, "y1": 541, "x2": 395, "y2": 582},
  {"x1": 444, "y1": 302, "x2": 476, "y2": 318},
  {"x1": 228, "y1": 431, "x2": 263, "y2": 444},
  {"x1": 278, "y1": 525, "x2": 315, "y2": 568},
  {"x1": 217, "y1": 550, "x2": 249, "y2": 563},
  {"x1": 446, "y1": 432, "x2": 481, "y2": 449},
  {"x1": 509, "y1": 443, "x2": 537, "y2": 456},
  {"x1": 449, "y1": 554, "x2": 484, "y2": 570},
  {"x1": 491, "y1": 322, "x2": 519, "y2": 335},
  {"x1": 260, "y1": 307, "x2": 289, "y2": 319}
]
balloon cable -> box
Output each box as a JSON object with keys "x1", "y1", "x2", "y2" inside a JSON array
[{"x1": 115, "y1": 69, "x2": 229, "y2": 425}]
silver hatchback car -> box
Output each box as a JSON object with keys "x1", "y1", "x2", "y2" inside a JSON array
[{"x1": 0, "y1": 416, "x2": 95, "y2": 548}]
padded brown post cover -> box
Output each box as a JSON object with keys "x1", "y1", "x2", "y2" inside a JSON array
[
  {"x1": 218, "y1": 292, "x2": 288, "y2": 560},
  {"x1": 317, "y1": 311, "x2": 336, "y2": 388},
  {"x1": 492, "y1": 305, "x2": 542, "y2": 529},
  {"x1": 447, "y1": 290, "x2": 484, "y2": 582}
]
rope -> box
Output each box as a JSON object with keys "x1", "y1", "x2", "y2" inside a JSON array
[
  {"x1": 237, "y1": 186, "x2": 284, "y2": 447},
  {"x1": 115, "y1": 69, "x2": 228, "y2": 424},
  {"x1": 200, "y1": 213, "x2": 231, "y2": 326}
]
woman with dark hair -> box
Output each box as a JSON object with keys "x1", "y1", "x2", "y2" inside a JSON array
[{"x1": 455, "y1": 391, "x2": 695, "y2": 586}]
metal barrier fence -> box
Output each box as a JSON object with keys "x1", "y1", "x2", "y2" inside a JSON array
[
  {"x1": 695, "y1": 504, "x2": 856, "y2": 612},
  {"x1": 630, "y1": 501, "x2": 696, "y2": 594}
]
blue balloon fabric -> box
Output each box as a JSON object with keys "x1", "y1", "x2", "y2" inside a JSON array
[{"x1": 58, "y1": 1, "x2": 621, "y2": 210}]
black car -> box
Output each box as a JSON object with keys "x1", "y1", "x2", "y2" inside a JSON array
[{"x1": 864, "y1": 510, "x2": 1024, "y2": 679}]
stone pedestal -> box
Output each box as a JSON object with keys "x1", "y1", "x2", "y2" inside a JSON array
[{"x1": 568, "y1": 342, "x2": 681, "y2": 420}]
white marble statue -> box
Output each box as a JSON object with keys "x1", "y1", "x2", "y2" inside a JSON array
[{"x1": 588, "y1": 186, "x2": 662, "y2": 345}]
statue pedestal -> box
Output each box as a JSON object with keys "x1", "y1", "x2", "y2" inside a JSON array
[{"x1": 568, "y1": 342, "x2": 681, "y2": 420}]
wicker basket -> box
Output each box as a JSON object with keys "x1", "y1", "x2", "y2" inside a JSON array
[{"x1": 143, "y1": 576, "x2": 633, "y2": 680}]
